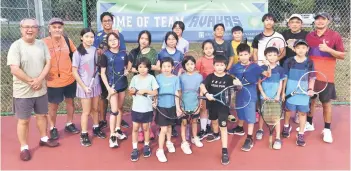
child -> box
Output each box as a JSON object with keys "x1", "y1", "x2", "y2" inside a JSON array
[
  {"x1": 155, "y1": 57, "x2": 182, "y2": 162},
  {"x1": 179, "y1": 56, "x2": 204, "y2": 155},
  {"x1": 228, "y1": 43, "x2": 271, "y2": 152},
  {"x1": 230, "y1": 26, "x2": 253, "y2": 65},
  {"x1": 282, "y1": 39, "x2": 315, "y2": 147},
  {"x1": 200, "y1": 55, "x2": 242, "y2": 165},
  {"x1": 128, "y1": 57, "x2": 159, "y2": 161},
  {"x1": 256, "y1": 47, "x2": 286, "y2": 150},
  {"x1": 162, "y1": 21, "x2": 190, "y2": 54},
  {"x1": 100, "y1": 32, "x2": 131, "y2": 148},
  {"x1": 72, "y1": 28, "x2": 106, "y2": 147},
  {"x1": 195, "y1": 40, "x2": 215, "y2": 140},
  {"x1": 212, "y1": 23, "x2": 234, "y2": 70}
]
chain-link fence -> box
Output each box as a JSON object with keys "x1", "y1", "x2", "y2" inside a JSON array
[{"x1": 1, "y1": 0, "x2": 350, "y2": 115}]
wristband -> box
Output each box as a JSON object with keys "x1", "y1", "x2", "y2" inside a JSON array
[
  {"x1": 307, "y1": 88, "x2": 313, "y2": 91},
  {"x1": 204, "y1": 92, "x2": 208, "y2": 96}
]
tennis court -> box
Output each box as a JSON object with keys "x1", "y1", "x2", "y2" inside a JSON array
[{"x1": 1, "y1": 105, "x2": 349, "y2": 170}]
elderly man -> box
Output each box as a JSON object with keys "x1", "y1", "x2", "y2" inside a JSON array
[
  {"x1": 7, "y1": 18, "x2": 59, "y2": 161},
  {"x1": 42, "y1": 18, "x2": 80, "y2": 140}
]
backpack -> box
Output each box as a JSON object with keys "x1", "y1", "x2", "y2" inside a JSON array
[{"x1": 63, "y1": 35, "x2": 73, "y2": 61}]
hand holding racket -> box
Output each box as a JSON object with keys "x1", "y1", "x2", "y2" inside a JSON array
[
  {"x1": 146, "y1": 93, "x2": 185, "y2": 120},
  {"x1": 106, "y1": 74, "x2": 126, "y2": 101}
]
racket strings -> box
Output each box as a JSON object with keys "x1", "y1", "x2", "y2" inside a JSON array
[{"x1": 261, "y1": 100, "x2": 282, "y2": 125}]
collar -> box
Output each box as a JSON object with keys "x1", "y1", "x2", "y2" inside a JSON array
[{"x1": 313, "y1": 28, "x2": 331, "y2": 37}]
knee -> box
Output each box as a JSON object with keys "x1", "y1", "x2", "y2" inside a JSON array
[
  {"x1": 160, "y1": 127, "x2": 168, "y2": 134},
  {"x1": 18, "y1": 119, "x2": 30, "y2": 125},
  {"x1": 181, "y1": 120, "x2": 187, "y2": 126},
  {"x1": 65, "y1": 98, "x2": 74, "y2": 106}
]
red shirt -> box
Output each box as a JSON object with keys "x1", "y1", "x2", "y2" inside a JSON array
[
  {"x1": 306, "y1": 29, "x2": 344, "y2": 83},
  {"x1": 196, "y1": 56, "x2": 214, "y2": 79}
]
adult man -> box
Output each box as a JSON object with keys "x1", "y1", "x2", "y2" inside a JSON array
[
  {"x1": 7, "y1": 18, "x2": 59, "y2": 161},
  {"x1": 42, "y1": 18, "x2": 80, "y2": 140},
  {"x1": 303, "y1": 12, "x2": 345, "y2": 143},
  {"x1": 93, "y1": 12, "x2": 129, "y2": 129},
  {"x1": 213, "y1": 23, "x2": 235, "y2": 70}
]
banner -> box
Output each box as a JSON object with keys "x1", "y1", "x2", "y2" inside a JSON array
[{"x1": 97, "y1": 0, "x2": 268, "y2": 42}]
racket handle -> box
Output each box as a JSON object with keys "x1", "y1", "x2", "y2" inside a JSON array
[
  {"x1": 311, "y1": 94, "x2": 317, "y2": 99},
  {"x1": 198, "y1": 96, "x2": 207, "y2": 100},
  {"x1": 285, "y1": 94, "x2": 292, "y2": 99},
  {"x1": 88, "y1": 78, "x2": 95, "y2": 89},
  {"x1": 269, "y1": 135, "x2": 273, "y2": 149}
]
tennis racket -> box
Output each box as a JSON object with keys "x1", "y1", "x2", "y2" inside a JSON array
[
  {"x1": 146, "y1": 93, "x2": 185, "y2": 120},
  {"x1": 241, "y1": 62, "x2": 255, "y2": 86},
  {"x1": 88, "y1": 50, "x2": 99, "y2": 89},
  {"x1": 285, "y1": 71, "x2": 328, "y2": 99},
  {"x1": 173, "y1": 60, "x2": 183, "y2": 76},
  {"x1": 181, "y1": 89, "x2": 202, "y2": 121},
  {"x1": 265, "y1": 37, "x2": 286, "y2": 58}
]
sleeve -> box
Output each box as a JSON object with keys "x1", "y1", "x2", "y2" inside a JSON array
[
  {"x1": 202, "y1": 74, "x2": 211, "y2": 86},
  {"x1": 227, "y1": 41, "x2": 234, "y2": 57},
  {"x1": 260, "y1": 65, "x2": 268, "y2": 79},
  {"x1": 151, "y1": 76, "x2": 159, "y2": 90},
  {"x1": 175, "y1": 77, "x2": 181, "y2": 91},
  {"x1": 279, "y1": 67, "x2": 287, "y2": 80},
  {"x1": 69, "y1": 39, "x2": 77, "y2": 52},
  {"x1": 71, "y1": 52, "x2": 80, "y2": 68},
  {"x1": 124, "y1": 52, "x2": 129, "y2": 66},
  {"x1": 6, "y1": 42, "x2": 21, "y2": 66},
  {"x1": 226, "y1": 75, "x2": 234, "y2": 86},
  {"x1": 283, "y1": 59, "x2": 290, "y2": 76},
  {"x1": 252, "y1": 35, "x2": 259, "y2": 49},
  {"x1": 100, "y1": 54, "x2": 108, "y2": 68},
  {"x1": 129, "y1": 76, "x2": 136, "y2": 89},
  {"x1": 334, "y1": 32, "x2": 345, "y2": 52},
  {"x1": 255, "y1": 64, "x2": 264, "y2": 76},
  {"x1": 118, "y1": 33, "x2": 127, "y2": 51},
  {"x1": 93, "y1": 35, "x2": 101, "y2": 48},
  {"x1": 43, "y1": 42, "x2": 51, "y2": 61}
]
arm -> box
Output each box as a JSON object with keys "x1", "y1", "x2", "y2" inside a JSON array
[
  {"x1": 10, "y1": 65, "x2": 33, "y2": 84},
  {"x1": 100, "y1": 67, "x2": 113, "y2": 90},
  {"x1": 253, "y1": 48, "x2": 258, "y2": 63},
  {"x1": 227, "y1": 56, "x2": 234, "y2": 70},
  {"x1": 325, "y1": 48, "x2": 345, "y2": 60},
  {"x1": 31, "y1": 59, "x2": 51, "y2": 89},
  {"x1": 72, "y1": 66, "x2": 90, "y2": 93},
  {"x1": 281, "y1": 78, "x2": 287, "y2": 102},
  {"x1": 155, "y1": 60, "x2": 161, "y2": 71},
  {"x1": 320, "y1": 37, "x2": 345, "y2": 60},
  {"x1": 274, "y1": 80, "x2": 283, "y2": 101},
  {"x1": 257, "y1": 80, "x2": 268, "y2": 100},
  {"x1": 261, "y1": 65, "x2": 272, "y2": 77},
  {"x1": 277, "y1": 47, "x2": 286, "y2": 61}
]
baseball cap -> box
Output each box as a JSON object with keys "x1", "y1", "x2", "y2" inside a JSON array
[
  {"x1": 314, "y1": 12, "x2": 331, "y2": 20},
  {"x1": 288, "y1": 14, "x2": 303, "y2": 22},
  {"x1": 49, "y1": 18, "x2": 64, "y2": 25},
  {"x1": 293, "y1": 39, "x2": 309, "y2": 47},
  {"x1": 213, "y1": 23, "x2": 225, "y2": 31}
]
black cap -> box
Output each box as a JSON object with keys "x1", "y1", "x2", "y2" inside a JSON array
[
  {"x1": 293, "y1": 39, "x2": 309, "y2": 47},
  {"x1": 213, "y1": 23, "x2": 225, "y2": 31},
  {"x1": 314, "y1": 12, "x2": 331, "y2": 20}
]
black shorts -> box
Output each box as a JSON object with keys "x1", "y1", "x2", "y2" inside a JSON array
[
  {"x1": 155, "y1": 106, "x2": 176, "y2": 126},
  {"x1": 131, "y1": 110, "x2": 153, "y2": 123},
  {"x1": 48, "y1": 82, "x2": 76, "y2": 104},
  {"x1": 311, "y1": 80, "x2": 336, "y2": 103},
  {"x1": 208, "y1": 105, "x2": 229, "y2": 127}
]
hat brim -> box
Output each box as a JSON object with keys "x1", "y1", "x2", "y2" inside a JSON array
[
  {"x1": 294, "y1": 42, "x2": 309, "y2": 47},
  {"x1": 314, "y1": 15, "x2": 328, "y2": 20},
  {"x1": 288, "y1": 17, "x2": 303, "y2": 22},
  {"x1": 50, "y1": 21, "x2": 64, "y2": 25}
]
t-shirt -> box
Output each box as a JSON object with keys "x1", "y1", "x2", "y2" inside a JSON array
[
  {"x1": 156, "y1": 74, "x2": 180, "y2": 108},
  {"x1": 202, "y1": 73, "x2": 233, "y2": 107},
  {"x1": 93, "y1": 30, "x2": 126, "y2": 51},
  {"x1": 231, "y1": 40, "x2": 253, "y2": 64},
  {"x1": 7, "y1": 39, "x2": 51, "y2": 98},
  {"x1": 281, "y1": 30, "x2": 309, "y2": 66},
  {"x1": 42, "y1": 36, "x2": 77, "y2": 88},
  {"x1": 260, "y1": 65, "x2": 286, "y2": 99},
  {"x1": 162, "y1": 37, "x2": 189, "y2": 54},
  {"x1": 229, "y1": 63, "x2": 264, "y2": 102},
  {"x1": 306, "y1": 29, "x2": 344, "y2": 83},
  {"x1": 158, "y1": 48, "x2": 184, "y2": 75},
  {"x1": 283, "y1": 57, "x2": 315, "y2": 106},
  {"x1": 213, "y1": 40, "x2": 234, "y2": 60},
  {"x1": 100, "y1": 50, "x2": 128, "y2": 90},
  {"x1": 196, "y1": 56, "x2": 214, "y2": 79},
  {"x1": 129, "y1": 47, "x2": 158, "y2": 76},
  {"x1": 71, "y1": 46, "x2": 100, "y2": 88},
  {"x1": 180, "y1": 72, "x2": 203, "y2": 111},
  {"x1": 129, "y1": 74, "x2": 159, "y2": 112},
  {"x1": 252, "y1": 31, "x2": 286, "y2": 66}
]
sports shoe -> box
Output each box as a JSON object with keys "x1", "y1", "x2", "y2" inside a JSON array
[
  {"x1": 80, "y1": 133, "x2": 91, "y2": 147},
  {"x1": 255, "y1": 129, "x2": 264, "y2": 140},
  {"x1": 221, "y1": 152, "x2": 230, "y2": 165},
  {"x1": 116, "y1": 129, "x2": 127, "y2": 140},
  {"x1": 197, "y1": 130, "x2": 207, "y2": 140},
  {"x1": 241, "y1": 138, "x2": 254, "y2": 152},
  {"x1": 206, "y1": 133, "x2": 220, "y2": 142},
  {"x1": 294, "y1": 113, "x2": 299, "y2": 124},
  {"x1": 191, "y1": 136, "x2": 204, "y2": 147},
  {"x1": 166, "y1": 141, "x2": 175, "y2": 153},
  {"x1": 156, "y1": 149, "x2": 167, "y2": 162},
  {"x1": 181, "y1": 141, "x2": 192, "y2": 154},
  {"x1": 282, "y1": 125, "x2": 292, "y2": 138},
  {"x1": 296, "y1": 122, "x2": 315, "y2": 132},
  {"x1": 273, "y1": 139, "x2": 282, "y2": 150},
  {"x1": 50, "y1": 127, "x2": 59, "y2": 140},
  {"x1": 228, "y1": 126, "x2": 245, "y2": 136},
  {"x1": 130, "y1": 149, "x2": 139, "y2": 162},
  {"x1": 98, "y1": 120, "x2": 108, "y2": 129},
  {"x1": 138, "y1": 131, "x2": 144, "y2": 143},
  {"x1": 20, "y1": 149, "x2": 31, "y2": 161},
  {"x1": 296, "y1": 134, "x2": 306, "y2": 146},
  {"x1": 109, "y1": 135, "x2": 118, "y2": 148},
  {"x1": 322, "y1": 129, "x2": 333, "y2": 143},
  {"x1": 121, "y1": 120, "x2": 130, "y2": 128},
  {"x1": 93, "y1": 127, "x2": 106, "y2": 139},
  {"x1": 143, "y1": 145, "x2": 151, "y2": 157},
  {"x1": 228, "y1": 115, "x2": 237, "y2": 122},
  {"x1": 65, "y1": 123, "x2": 80, "y2": 134}
]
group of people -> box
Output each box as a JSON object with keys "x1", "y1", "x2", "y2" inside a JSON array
[{"x1": 7, "y1": 11, "x2": 345, "y2": 165}]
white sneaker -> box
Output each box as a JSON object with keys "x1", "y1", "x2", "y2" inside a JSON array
[
  {"x1": 296, "y1": 122, "x2": 315, "y2": 132},
  {"x1": 294, "y1": 113, "x2": 299, "y2": 124},
  {"x1": 166, "y1": 141, "x2": 176, "y2": 153},
  {"x1": 191, "y1": 136, "x2": 204, "y2": 148},
  {"x1": 109, "y1": 135, "x2": 118, "y2": 148},
  {"x1": 116, "y1": 130, "x2": 127, "y2": 140},
  {"x1": 181, "y1": 141, "x2": 192, "y2": 154},
  {"x1": 322, "y1": 129, "x2": 333, "y2": 143},
  {"x1": 156, "y1": 149, "x2": 167, "y2": 162}
]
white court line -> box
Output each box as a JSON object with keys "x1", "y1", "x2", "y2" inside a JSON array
[
  {"x1": 140, "y1": 3, "x2": 147, "y2": 13},
  {"x1": 184, "y1": 3, "x2": 187, "y2": 11},
  {"x1": 241, "y1": 3, "x2": 252, "y2": 12},
  {"x1": 222, "y1": 3, "x2": 229, "y2": 12},
  {"x1": 118, "y1": 4, "x2": 127, "y2": 12}
]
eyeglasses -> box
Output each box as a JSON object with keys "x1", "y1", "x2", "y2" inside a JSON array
[
  {"x1": 21, "y1": 25, "x2": 39, "y2": 29},
  {"x1": 108, "y1": 38, "x2": 119, "y2": 42},
  {"x1": 102, "y1": 20, "x2": 113, "y2": 23}
]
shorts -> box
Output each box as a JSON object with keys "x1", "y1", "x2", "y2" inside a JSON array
[
  {"x1": 285, "y1": 102, "x2": 309, "y2": 113},
  {"x1": 311, "y1": 80, "x2": 336, "y2": 103},
  {"x1": 48, "y1": 82, "x2": 76, "y2": 104},
  {"x1": 236, "y1": 102, "x2": 256, "y2": 124},
  {"x1": 13, "y1": 94, "x2": 48, "y2": 119},
  {"x1": 208, "y1": 105, "x2": 229, "y2": 127},
  {"x1": 131, "y1": 110, "x2": 153, "y2": 123},
  {"x1": 155, "y1": 106, "x2": 176, "y2": 126}
]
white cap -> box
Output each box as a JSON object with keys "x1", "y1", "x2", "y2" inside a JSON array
[{"x1": 288, "y1": 14, "x2": 303, "y2": 22}]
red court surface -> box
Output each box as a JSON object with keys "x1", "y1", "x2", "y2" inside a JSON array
[{"x1": 1, "y1": 105, "x2": 350, "y2": 170}]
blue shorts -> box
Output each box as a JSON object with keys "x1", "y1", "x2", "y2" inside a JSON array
[
  {"x1": 285, "y1": 102, "x2": 309, "y2": 113},
  {"x1": 236, "y1": 102, "x2": 256, "y2": 124}
]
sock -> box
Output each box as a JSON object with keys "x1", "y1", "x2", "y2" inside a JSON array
[
  {"x1": 213, "y1": 132, "x2": 220, "y2": 137},
  {"x1": 116, "y1": 127, "x2": 121, "y2": 131},
  {"x1": 222, "y1": 148, "x2": 228, "y2": 154},
  {"x1": 66, "y1": 122, "x2": 72, "y2": 126},
  {"x1": 132, "y1": 142, "x2": 137, "y2": 149},
  {"x1": 50, "y1": 127, "x2": 55, "y2": 130},
  {"x1": 307, "y1": 116, "x2": 313, "y2": 125},
  {"x1": 40, "y1": 136, "x2": 49, "y2": 142},
  {"x1": 144, "y1": 141, "x2": 150, "y2": 146},
  {"x1": 207, "y1": 120, "x2": 211, "y2": 125},
  {"x1": 20, "y1": 145, "x2": 29, "y2": 151},
  {"x1": 81, "y1": 131, "x2": 88, "y2": 134},
  {"x1": 324, "y1": 122, "x2": 331, "y2": 129},
  {"x1": 298, "y1": 132, "x2": 304, "y2": 135},
  {"x1": 166, "y1": 141, "x2": 172, "y2": 144},
  {"x1": 284, "y1": 124, "x2": 289, "y2": 128},
  {"x1": 93, "y1": 125, "x2": 99, "y2": 129},
  {"x1": 200, "y1": 118, "x2": 207, "y2": 131},
  {"x1": 247, "y1": 134, "x2": 252, "y2": 139}
]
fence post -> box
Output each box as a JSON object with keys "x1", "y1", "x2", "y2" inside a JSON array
[
  {"x1": 34, "y1": 0, "x2": 45, "y2": 38},
  {"x1": 82, "y1": 0, "x2": 88, "y2": 28}
]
